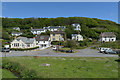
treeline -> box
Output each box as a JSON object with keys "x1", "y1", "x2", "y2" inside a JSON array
[{"x1": 2, "y1": 17, "x2": 120, "y2": 40}]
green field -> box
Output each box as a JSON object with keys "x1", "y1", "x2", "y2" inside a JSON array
[{"x1": 2, "y1": 57, "x2": 118, "y2": 78}]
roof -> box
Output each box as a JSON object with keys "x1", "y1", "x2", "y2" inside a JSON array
[
  {"x1": 31, "y1": 29, "x2": 45, "y2": 31},
  {"x1": 71, "y1": 23, "x2": 80, "y2": 27},
  {"x1": 35, "y1": 35, "x2": 49, "y2": 41},
  {"x1": 100, "y1": 32, "x2": 116, "y2": 37},
  {"x1": 72, "y1": 34, "x2": 82, "y2": 37},
  {"x1": 12, "y1": 32, "x2": 22, "y2": 34},
  {"x1": 48, "y1": 26, "x2": 66, "y2": 29},
  {"x1": 16, "y1": 37, "x2": 35, "y2": 44},
  {"x1": 50, "y1": 31, "x2": 65, "y2": 34},
  {"x1": 13, "y1": 27, "x2": 20, "y2": 29}
]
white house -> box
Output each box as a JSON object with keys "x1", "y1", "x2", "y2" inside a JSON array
[
  {"x1": 72, "y1": 34, "x2": 83, "y2": 41},
  {"x1": 35, "y1": 35, "x2": 51, "y2": 49},
  {"x1": 11, "y1": 32, "x2": 22, "y2": 36},
  {"x1": 13, "y1": 27, "x2": 20, "y2": 31},
  {"x1": 71, "y1": 23, "x2": 81, "y2": 31},
  {"x1": 31, "y1": 29, "x2": 46, "y2": 35},
  {"x1": 11, "y1": 37, "x2": 36, "y2": 49},
  {"x1": 43, "y1": 26, "x2": 66, "y2": 32},
  {"x1": 99, "y1": 32, "x2": 116, "y2": 42}
]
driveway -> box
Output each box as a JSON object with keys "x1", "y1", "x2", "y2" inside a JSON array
[{"x1": 1, "y1": 47, "x2": 118, "y2": 57}]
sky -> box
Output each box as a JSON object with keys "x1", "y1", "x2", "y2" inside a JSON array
[{"x1": 2, "y1": 2, "x2": 118, "y2": 23}]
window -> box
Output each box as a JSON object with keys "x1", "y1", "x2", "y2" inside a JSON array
[
  {"x1": 27, "y1": 44, "x2": 30, "y2": 47},
  {"x1": 44, "y1": 41, "x2": 45, "y2": 43},
  {"x1": 61, "y1": 34, "x2": 63, "y2": 36},
  {"x1": 53, "y1": 34, "x2": 55, "y2": 36},
  {"x1": 53, "y1": 38, "x2": 55, "y2": 41}
]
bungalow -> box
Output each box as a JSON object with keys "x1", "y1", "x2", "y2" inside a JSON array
[
  {"x1": 13, "y1": 27, "x2": 20, "y2": 31},
  {"x1": 11, "y1": 37, "x2": 36, "y2": 49},
  {"x1": 31, "y1": 29, "x2": 46, "y2": 35},
  {"x1": 11, "y1": 32, "x2": 22, "y2": 36},
  {"x1": 43, "y1": 26, "x2": 66, "y2": 32},
  {"x1": 50, "y1": 31, "x2": 65, "y2": 42},
  {"x1": 71, "y1": 23, "x2": 81, "y2": 31},
  {"x1": 72, "y1": 34, "x2": 83, "y2": 41},
  {"x1": 99, "y1": 32, "x2": 116, "y2": 42},
  {"x1": 35, "y1": 35, "x2": 51, "y2": 49}
]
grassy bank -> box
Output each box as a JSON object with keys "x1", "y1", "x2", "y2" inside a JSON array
[{"x1": 2, "y1": 57, "x2": 118, "y2": 78}]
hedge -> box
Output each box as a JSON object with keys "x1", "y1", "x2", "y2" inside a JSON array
[
  {"x1": 2, "y1": 60, "x2": 38, "y2": 78},
  {"x1": 10, "y1": 46, "x2": 39, "y2": 51}
]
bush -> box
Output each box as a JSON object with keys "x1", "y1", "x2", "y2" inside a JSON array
[
  {"x1": 100, "y1": 42, "x2": 120, "y2": 49},
  {"x1": 51, "y1": 41, "x2": 64, "y2": 45},
  {"x1": 2, "y1": 60, "x2": 37, "y2": 78},
  {"x1": 10, "y1": 46, "x2": 39, "y2": 51}
]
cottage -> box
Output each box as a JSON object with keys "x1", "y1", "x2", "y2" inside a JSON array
[
  {"x1": 31, "y1": 29, "x2": 46, "y2": 35},
  {"x1": 11, "y1": 32, "x2": 22, "y2": 36},
  {"x1": 71, "y1": 23, "x2": 81, "y2": 31},
  {"x1": 99, "y1": 32, "x2": 116, "y2": 42},
  {"x1": 50, "y1": 31, "x2": 65, "y2": 42},
  {"x1": 43, "y1": 26, "x2": 66, "y2": 32},
  {"x1": 35, "y1": 35, "x2": 51, "y2": 49},
  {"x1": 13, "y1": 27, "x2": 20, "y2": 31},
  {"x1": 72, "y1": 34, "x2": 83, "y2": 41},
  {"x1": 11, "y1": 37, "x2": 36, "y2": 49}
]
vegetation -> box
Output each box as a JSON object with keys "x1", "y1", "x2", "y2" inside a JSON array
[
  {"x1": 2, "y1": 69, "x2": 17, "y2": 78},
  {"x1": 100, "y1": 41, "x2": 120, "y2": 49},
  {"x1": 2, "y1": 59, "x2": 37, "y2": 78},
  {"x1": 10, "y1": 46, "x2": 39, "y2": 51},
  {"x1": 2, "y1": 17, "x2": 119, "y2": 41},
  {"x1": 2, "y1": 57, "x2": 118, "y2": 78}
]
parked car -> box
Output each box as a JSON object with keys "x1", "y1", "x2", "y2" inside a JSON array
[
  {"x1": 99, "y1": 47, "x2": 111, "y2": 53},
  {"x1": 104, "y1": 49, "x2": 117, "y2": 54},
  {"x1": 52, "y1": 46, "x2": 57, "y2": 50},
  {"x1": 2, "y1": 47, "x2": 10, "y2": 52}
]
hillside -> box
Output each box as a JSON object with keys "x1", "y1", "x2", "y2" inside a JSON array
[{"x1": 2, "y1": 17, "x2": 120, "y2": 40}]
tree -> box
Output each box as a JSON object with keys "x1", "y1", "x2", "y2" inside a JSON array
[{"x1": 64, "y1": 40, "x2": 76, "y2": 50}]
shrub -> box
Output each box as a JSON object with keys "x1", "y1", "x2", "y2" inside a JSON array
[
  {"x1": 10, "y1": 46, "x2": 39, "y2": 51},
  {"x1": 2, "y1": 60, "x2": 37, "y2": 78}
]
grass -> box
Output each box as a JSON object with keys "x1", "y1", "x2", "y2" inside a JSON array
[
  {"x1": 2, "y1": 69, "x2": 17, "y2": 78},
  {"x1": 2, "y1": 57, "x2": 118, "y2": 78}
]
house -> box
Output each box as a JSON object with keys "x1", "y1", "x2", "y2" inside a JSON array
[
  {"x1": 71, "y1": 23, "x2": 81, "y2": 31},
  {"x1": 31, "y1": 29, "x2": 46, "y2": 35},
  {"x1": 35, "y1": 35, "x2": 51, "y2": 49},
  {"x1": 72, "y1": 34, "x2": 83, "y2": 41},
  {"x1": 99, "y1": 32, "x2": 116, "y2": 42},
  {"x1": 11, "y1": 37, "x2": 36, "y2": 49},
  {"x1": 13, "y1": 27, "x2": 20, "y2": 31},
  {"x1": 43, "y1": 26, "x2": 66, "y2": 32},
  {"x1": 11, "y1": 32, "x2": 22, "y2": 36},
  {"x1": 50, "y1": 31, "x2": 65, "y2": 42}
]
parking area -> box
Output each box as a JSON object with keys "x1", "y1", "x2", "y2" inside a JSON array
[{"x1": 1, "y1": 47, "x2": 118, "y2": 57}]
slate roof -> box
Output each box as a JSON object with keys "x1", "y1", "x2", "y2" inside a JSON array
[
  {"x1": 72, "y1": 34, "x2": 78, "y2": 37},
  {"x1": 12, "y1": 32, "x2": 22, "y2": 34},
  {"x1": 100, "y1": 32, "x2": 116, "y2": 37},
  {"x1": 48, "y1": 26, "x2": 66, "y2": 29},
  {"x1": 16, "y1": 37, "x2": 35, "y2": 44},
  {"x1": 50, "y1": 31, "x2": 65, "y2": 34},
  {"x1": 35, "y1": 35, "x2": 49, "y2": 41},
  {"x1": 13, "y1": 27, "x2": 20, "y2": 29},
  {"x1": 31, "y1": 29, "x2": 45, "y2": 31},
  {"x1": 71, "y1": 23, "x2": 80, "y2": 27}
]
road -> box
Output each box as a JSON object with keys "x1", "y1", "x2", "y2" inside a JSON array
[{"x1": 1, "y1": 47, "x2": 118, "y2": 57}]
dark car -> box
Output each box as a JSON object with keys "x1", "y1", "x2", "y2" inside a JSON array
[{"x1": 2, "y1": 48, "x2": 10, "y2": 52}]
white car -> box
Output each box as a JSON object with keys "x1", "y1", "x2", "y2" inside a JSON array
[
  {"x1": 99, "y1": 47, "x2": 111, "y2": 53},
  {"x1": 52, "y1": 46, "x2": 57, "y2": 50}
]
